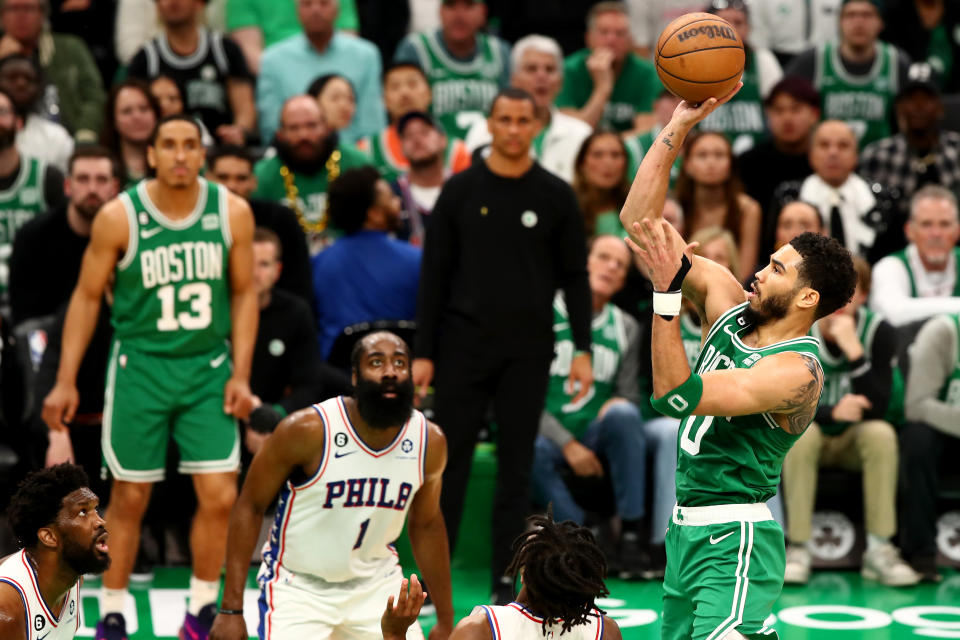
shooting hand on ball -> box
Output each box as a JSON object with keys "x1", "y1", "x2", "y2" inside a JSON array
[{"x1": 672, "y1": 81, "x2": 742, "y2": 130}]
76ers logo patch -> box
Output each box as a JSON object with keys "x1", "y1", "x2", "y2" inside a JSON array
[{"x1": 334, "y1": 433, "x2": 348, "y2": 447}]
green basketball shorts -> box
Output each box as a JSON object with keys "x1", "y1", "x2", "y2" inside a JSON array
[
  {"x1": 662, "y1": 503, "x2": 784, "y2": 640},
  {"x1": 102, "y1": 340, "x2": 239, "y2": 482}
]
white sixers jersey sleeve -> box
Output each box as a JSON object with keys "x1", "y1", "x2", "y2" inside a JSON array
[
  {"x1": 258, "y1": 396, "x2": 429, "y2": 584},
  {"x1": 0, "y1": 550, "x2": 82, "y2": 640},
  {"x1": 470, "y1": 603, "x2": 605, "y2": 640}
]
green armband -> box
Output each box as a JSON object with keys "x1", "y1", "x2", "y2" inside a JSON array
[{"x1": 650, "y1": 373, "x2": 703, "y2": 419}]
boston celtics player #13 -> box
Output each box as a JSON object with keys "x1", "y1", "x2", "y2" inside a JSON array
[
  {"x1": 42, "y1": 114, "x2": 258, "y2": 640},
  {"x1": 618, "y1": 85, "x2": 858, "y2": 640}
]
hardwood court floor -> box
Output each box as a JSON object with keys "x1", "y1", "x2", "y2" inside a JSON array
[{"x1": 74, "y1": 567, "x2": 960, "y2": 638}]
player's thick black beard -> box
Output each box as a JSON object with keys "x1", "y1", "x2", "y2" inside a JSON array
[
  {"x1": 742, "y1": 284, "x2": 793, "y2": 329},
  {"x1": 355, "y1": 376, "x2": 415, "y2": 431},
  {"x1": 62, "y1": 529, "x2": 111, "y2": 575},
  {"x1": 0, "y1": 126, "x2": 15, "y2": 151}
]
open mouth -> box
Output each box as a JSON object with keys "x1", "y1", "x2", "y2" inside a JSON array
[{"x1": 94, "y1": 532, "x2": 109, "y2": 554}]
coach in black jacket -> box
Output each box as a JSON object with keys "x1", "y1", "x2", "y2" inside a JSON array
[{"x1": 413, "y1": 88, "x2": 593, "y2": 603}]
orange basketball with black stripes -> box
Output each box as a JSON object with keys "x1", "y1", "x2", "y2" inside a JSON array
[{"x1": 655, "y1": 12, "x2": 745, "y2": 104}]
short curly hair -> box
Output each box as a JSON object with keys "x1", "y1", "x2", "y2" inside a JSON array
[
  {"x1": 327, "y1": 166, "x2": 382, "y2": 235},
  {"x1": 8, "y1": 464, "x2": 90, "y2": 549},
  {"x1": 789, "y1": 232, "x2": 857, "y2": 319}
]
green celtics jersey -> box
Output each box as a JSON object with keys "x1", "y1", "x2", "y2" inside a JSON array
[
  {"x1": 699, "y1": 49, "x2": 767, "y2": 154},
  {"x1": 0, "y1": 156, "x2": 49, "y2": 295},
  {"x1": 680, "y1": 311, "x2": 703, "y2": 371},
  {"x1": 409, "y1": 30, "x2": 506, "y2": 140},
  {"x1": 558, "y1": 50, "x2": 660, "y2": 132},
  {"x1": 674, "y1": 302, "x2": 821, "y2": 506},
  {"x1": 624, "y1": 128, "x2": 681, "y2": 189},
  {"x1": 112, "y1": 179, "x2": 232, "y2": 355},
  {"x1": 816, "y1": 41, "x2": 900, "y2": 148},
  {"x1": 939, "y1": 314, "x2": 960, "y2": 407},
  {"x1": 893, "y1": 247, "x2": 960, "y2": 297},
  {"x1": 545, "y1": 295, "x2": 629, "y2": 439},
  {"x1": 252, "y1": 143, "x2": 371, "y2": 248}
]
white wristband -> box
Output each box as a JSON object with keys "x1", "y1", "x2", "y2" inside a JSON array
[{"x1": 653, "y1": 291, "x2": 682, "y2": 316}]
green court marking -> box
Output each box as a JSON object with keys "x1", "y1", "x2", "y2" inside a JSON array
[{"x1": 77, "y1": 568, "x2": 960, "y2": 638}]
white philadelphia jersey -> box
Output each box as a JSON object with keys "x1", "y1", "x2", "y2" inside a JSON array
[
  {"x1": 0, "y1": 550, "x2": 82, "y2": 640},
  {"x1": 472, "y1": 603, "x2": 605, "y2": 640},
  {"x1": 258, "y1": 396, "x2": 428, "y2": 584}
]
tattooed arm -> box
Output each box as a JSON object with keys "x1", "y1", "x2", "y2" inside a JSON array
[
  {"x1": 690, "y1": 351, "x2": 824, "y2": 435},
  {"x1": 618, "y1": 82, "x2": 742, "y2": 243}
]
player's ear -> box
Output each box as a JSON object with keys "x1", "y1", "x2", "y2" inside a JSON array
[
  {"x1": 797, "y1": 287, "x2": 820, "y2": 313},
  {"x1": 147, "y1": 144, "x2": 157, "y2": 169},
  {"x1": 36, "y1": 525, "x2": 58, "y2": 550}
]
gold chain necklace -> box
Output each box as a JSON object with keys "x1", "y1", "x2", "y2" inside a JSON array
[{"x1": 280, "y1": 149, "x2": 342, "y2": 234}]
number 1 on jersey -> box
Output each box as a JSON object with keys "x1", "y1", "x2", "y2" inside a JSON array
[{"x1": 353, "y1": 518, "x2": 370, "y2": 550}]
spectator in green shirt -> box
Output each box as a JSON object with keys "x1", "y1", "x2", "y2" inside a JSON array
[
  {"x1": 556, "y1": 1, "x2": 661, "y2": 134},
  {"x1": 253, "y1": 95, "x2": 371, "y2": 254},
  {"x1": 227, "y1": 0, "x2": 358, "y2": 74}
]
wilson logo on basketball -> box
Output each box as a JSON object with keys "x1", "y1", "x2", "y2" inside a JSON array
[{"x1": 676, "y1": 25, "x2": 737, "y2": 43}]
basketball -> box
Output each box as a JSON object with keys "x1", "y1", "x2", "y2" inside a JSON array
[{"x1": 654, "y1": 12, "x2": 745, "y2": 104}]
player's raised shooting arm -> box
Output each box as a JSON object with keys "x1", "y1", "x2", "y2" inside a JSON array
[
  {"x1": 218, "y1": 408, "x2": 324, "y2": 612},
  {"x1": 0, "y1": 582, "x2": 27, "y2": 640},
  {"x1": 406, "y1": 421, "x2": 455, "y2": 634},
  {"x1": 694, "y1": 351, "x2": 824, "y2": 435},
  {"x1": 55, "y1": 201, "x2": 128, "y2": 386}
]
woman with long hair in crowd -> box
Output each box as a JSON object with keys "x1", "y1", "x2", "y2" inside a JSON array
[
  {"x1": 572, "y1": 130, "x2": 631, "y2": 237},
  {"x1": 100, "y1": 78, "x2": 160, "y2": 189},
  {"x1": 675, "y1": 129, "x2": 761, "y2": 279}
]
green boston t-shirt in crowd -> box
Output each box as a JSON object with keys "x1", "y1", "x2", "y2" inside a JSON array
[
  {"x1": 556, "y1": 49, "x2": 661, "y2": 132},
  {"x1": 226, "y1": 0, "x2": 358, "y2": 47}
]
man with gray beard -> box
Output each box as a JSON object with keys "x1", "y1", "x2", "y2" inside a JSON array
[{"x1": 9, "y1": 147, "x2": 119, "y2": 325}]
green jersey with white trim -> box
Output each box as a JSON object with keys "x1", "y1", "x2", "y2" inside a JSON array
[
  {"x1": 816, "y1": 41, "x2": 899, "y2": 148},
  {"x1": 544, "y1": 294, "x2": 629, "y2": 439},
  {"x1": 939, "y1": 315, "x2": 960, "y2": 407},
  {"x1": 112, "y1": 179, "x2": 232, "y2": 355},
  {"x1": 0, "y1": 156, "x2": 49, "y2": 295},
  {"x1": 674, "y1": 302, "x2": 821, "y2": 506},
  {"x1": 409, "y1": 31, "x2": 506, "y2": 140}
]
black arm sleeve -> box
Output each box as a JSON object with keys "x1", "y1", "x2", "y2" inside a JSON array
[
  {"x1": 413, "y1": 180, "x2": 458, "y2": 360},
  {"x1": 43, "y1": 166, "x2": 65, "y2": 210},
  {"x1": 277, "y1": 301, "x2": 324, "y2": 415},
  {"x1": 784, "y1": 48, "x2": 817, "y2": 83},
  {"x1": 555, "y1": 186, "x2": 591, "y2": 352},
  {"x1": 851, "y1": 320, "x2": 896, "y2": 420}
]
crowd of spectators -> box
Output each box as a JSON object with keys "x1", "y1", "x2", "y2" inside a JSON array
[{"x1": 1, "y1": 0, "x2": 960, "y2": 599}]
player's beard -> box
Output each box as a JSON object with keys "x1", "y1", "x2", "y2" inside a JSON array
[
  {"x1": 0, "y1": 124, "x2": 15, "y2": 150},
  {"x1": 62, "y1": 527, "x2": 111, "y2": 575},
  {"x1": 354, "y1": 374, "x2": 415, "y2": 431},
  {"x1": 742, "y1": 282, "x2": 794, "y2": 328},
  {"x1": 75, "y1": 195, "x2": 105, "y2": 222}
]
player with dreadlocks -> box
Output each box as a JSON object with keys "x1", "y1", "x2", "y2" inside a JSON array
[
  {"x1": 0, "y1": 463, "x2": 111, "y2": 640},
  {"x1": 446, "y1": 513, "x2": 622, "y2": 639}
]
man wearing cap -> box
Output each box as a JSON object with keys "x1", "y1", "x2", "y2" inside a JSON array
[
  {"x1": 860, "y1": 62, "x2": 960, "y2": 223},
  {"x1": 358, "y1": 63, "x2": 471, "y2": 183},
  {"x1": 739, "y1": 76, "x2": 820, "y2": 254},
  {"x1": 393, "y1": 0, "x2": 511, "y2": 140},
  {"x1": 786, "y1": 0, "x2": 912, "y2": 148},
  {"x1": 698, "y1": 0, "x2": 784, "y2": 155},
  {"x1": 393, "y1": 110, "x2": 458, "y2": 245},
  {"x1": 463, "y1": 34, "x2": 591, "y2": 184}
]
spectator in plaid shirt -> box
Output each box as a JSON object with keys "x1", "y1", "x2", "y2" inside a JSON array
[{"x1": 860, "y1": 63, "x2": 960, "y2": 224}]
